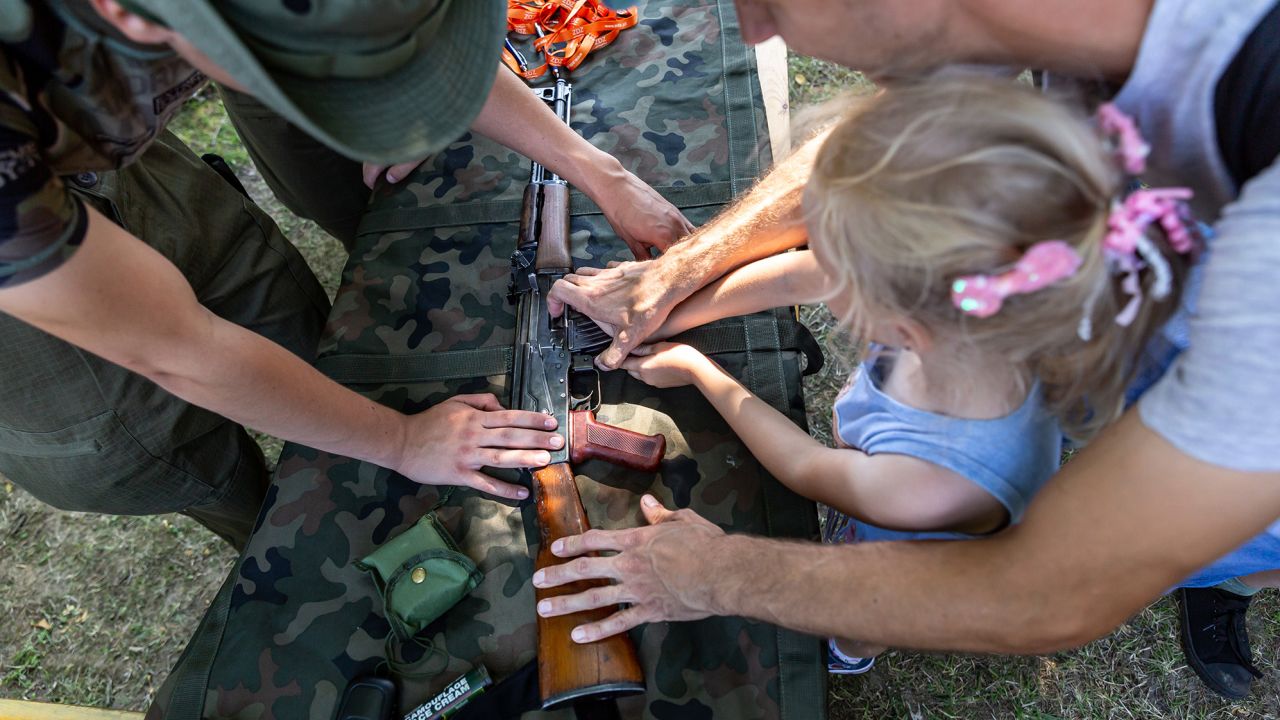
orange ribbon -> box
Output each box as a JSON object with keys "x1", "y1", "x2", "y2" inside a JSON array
[{"x1": 503, "y1": 0, "x2": 639, "y2": 80}]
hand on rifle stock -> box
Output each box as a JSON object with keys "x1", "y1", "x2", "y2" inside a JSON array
[
  {"x1": 532, "y1": 494, "x2": 725, "y2": 642},
  {"x1": 395, "y1": 394, "x2": 563, "y2": 501}
]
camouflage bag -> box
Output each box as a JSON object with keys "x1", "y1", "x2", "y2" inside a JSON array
[{"x1": 154, "y1": 2, "x2": 825, "y2": 718}]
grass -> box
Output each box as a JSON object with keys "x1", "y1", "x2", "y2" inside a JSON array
[{"x1": 3, "y1": 58, "x2": 1279, "y2": 719}]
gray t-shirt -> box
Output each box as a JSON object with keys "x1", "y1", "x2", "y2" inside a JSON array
[{"x1": 1113, "y1": 0, "x2": 1280, "y2": 473}]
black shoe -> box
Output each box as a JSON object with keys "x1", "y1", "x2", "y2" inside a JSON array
[{"x1": 1176, "y1": 587, "x2": 1264, "y2": 699}]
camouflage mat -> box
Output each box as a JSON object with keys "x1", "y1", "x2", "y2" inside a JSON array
[{"x1": 155, "y1": 2, "x2": 825, "y2": 718}]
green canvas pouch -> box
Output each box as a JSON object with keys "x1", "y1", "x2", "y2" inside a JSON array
[{"x1": 356, "y1": 512, "x2": 483, "y2": 644}]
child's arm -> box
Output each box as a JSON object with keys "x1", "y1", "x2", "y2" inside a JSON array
[
  {"x1": 623, "y1": 344, "x2": 1008, "y2": 534},
  {"x1": 650, "y1": 250, "x2": 832, "y2": 340}
]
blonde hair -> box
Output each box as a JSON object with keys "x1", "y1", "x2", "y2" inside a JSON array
[{"x1": 805, "y1": 78, "x2": 1191, "y2": 441}]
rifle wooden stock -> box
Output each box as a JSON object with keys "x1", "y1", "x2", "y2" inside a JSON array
[{"x1": 533, "y1": 463, "x2": 644, "y2": 708}]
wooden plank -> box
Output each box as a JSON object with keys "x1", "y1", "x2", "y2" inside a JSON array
[
  {"x1": 754, "y1": 37, "x2": 791, "y2": 159},
  {"x1": 0, "y1": 699, "x2": 143, "y2": 720}
]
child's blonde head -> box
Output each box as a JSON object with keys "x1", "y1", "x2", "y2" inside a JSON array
[{"x1": 805, "y1": 78, "x2": 1192, "y2": 440}]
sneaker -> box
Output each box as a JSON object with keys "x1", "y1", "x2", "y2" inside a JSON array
[
  {"x1": 1176, "y1": 587, "x2": 1263, "y2": 699},
  {"x1": 827, "y1": 639, "x2": 875, "y2": 675}
]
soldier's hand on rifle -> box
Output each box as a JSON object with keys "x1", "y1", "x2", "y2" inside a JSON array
[
  {"x1": 598, "y1": 170, "x2": 693, "y2": 259},
  {"x1": 620, "y1": 343, "x2": 707, "y2": 388},
  {"x1": 533, "y1": 494, "x2": 725, "y2": 641},
  {"x1": 548, "y1": 262, "x2": 691, "y2": 369},
  {"x1": 398, "y1": 393, "x2": 563, "y2": 500}
]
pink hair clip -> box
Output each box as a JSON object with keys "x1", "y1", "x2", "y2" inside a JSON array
[
  {"x1": 1103, "y1": 187, "x2": 1197, "y2": 327},
  {"x1": 1098, "y1": 103, "x2": 1150, "y2": 175},
  {"x1": 1074, "y1": 105, "x2": 1201, "y2": 339},
  {"x1": 951, "y1": 240, "x2": 1083, "y2": 318},
  {"x1": 1105, "y1": 188, "x2": 1196, "y2": 257}
]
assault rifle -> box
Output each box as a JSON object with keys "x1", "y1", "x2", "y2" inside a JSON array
[{"x1": 508, "y1": 71, "x2": 665, "y2": 711}]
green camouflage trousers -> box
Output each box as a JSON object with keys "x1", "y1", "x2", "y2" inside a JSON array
[
  {"x1": 219, "y1": 88, "x2": 371, "y2": 251},
  {"x1": 155, "y1": 1, "x2": 826, "y2": 717},
  {"x1": 0, "y1": 131, "x2": 331, "y2": 549}
]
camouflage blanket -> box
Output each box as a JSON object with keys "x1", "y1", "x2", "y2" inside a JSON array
[{"x1": 155, "y1": 2, "x2": 825, "y2": 718}]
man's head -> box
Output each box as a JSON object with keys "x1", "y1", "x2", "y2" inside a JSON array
[
  {"x1": 731, "y1": 0, "x2": 1151, "y2": 81},
  {"x1": 87, "y1": 0, "x2": 507, "y2": 164}
]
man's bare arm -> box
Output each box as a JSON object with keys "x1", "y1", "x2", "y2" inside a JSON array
[
  {"x1": 548, "y1": 128, "x2": 829, "y2": 368},
  {"x1": 650, "y1": 250, "x2": 830, "y2": 339},
  {"x1": 0, "y1": 207, "x2": 562, "y2": 499},
  {"x1": 534, "y1": 410, "x2": 1280, "y2": 651},
  {"x1": 367, "y1": 65, "x2": 693, "y2": 258}
]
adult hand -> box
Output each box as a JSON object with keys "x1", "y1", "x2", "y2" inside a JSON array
[
  {"x1": 533, "y1": 494, "x2": 725, "y2": 642},
  {"x1": 394, "y1": 393, "x2": 562, "y2": 500},
  {"x1": 598, "y1": 170, "x2": 694, "y2": 259},
  {"x1": 548, "y1": 262, "x2": 691, "y2": 369}
]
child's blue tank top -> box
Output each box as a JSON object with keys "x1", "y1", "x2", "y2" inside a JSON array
[{"x1": 833, "y1": 356, "x2": 1063, "y2": 542}]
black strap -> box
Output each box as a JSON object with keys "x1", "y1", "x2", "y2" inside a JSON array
[
  {"x1": 1215, "y1": 1, "x2": 1280, "y2": 188},
  {"x1": 449, "y1": 659, "x2": 540, "y2": 720},
  {"x1": 316, "y1": 346, "x2": 514, "y2": 386},
  {"x1": 164, "y1": 568, "x2": 238, "y2": 720},
  {"x1": 445, "y1": 658, "x2": 627, "y2": 720},
  {"x1": 314, "y1": 310, "x2": 823, "y2": 386}
]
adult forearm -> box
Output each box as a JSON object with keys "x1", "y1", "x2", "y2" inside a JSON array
[
  {"x1": 471, "y1": 66, "x2": 628, "y2": 204},
  {"x1": 472, "y1": 65, "x2": 691, "y2": 257},
  {"x1": 700, "y1": 528, "x2": 1095, "y2": 653},
  {"x1": 0, "y1": 207, "x2": 555, "y2": 498},
  {"x1": 147, "y1": 310, "x2": 406, "y2": 469},
  {"x1": 689, "y1": 412, "x2": 1280, "y2": 653},
  {"x1": 650, "y1": 134, "x2": 822, "y2": 294}
]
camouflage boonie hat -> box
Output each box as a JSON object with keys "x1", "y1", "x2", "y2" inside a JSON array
[{"x1": 122, "y1": 0, "x2": 506, "y2": 165}]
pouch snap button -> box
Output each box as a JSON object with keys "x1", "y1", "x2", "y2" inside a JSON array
[
  {"x1": 70, "y1": 172, "x2": 98, "y2": 188},
  {"x1": 411, "y1": 567, "x2": 427, "y2": 584}
]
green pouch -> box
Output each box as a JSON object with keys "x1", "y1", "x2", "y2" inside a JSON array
[{"x1": 356, "y1": 512, "x2": 483, "y2": 643}]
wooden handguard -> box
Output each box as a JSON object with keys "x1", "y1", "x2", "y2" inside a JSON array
[
  {"x1": 534, "y1": 183, "x2": 573, "y2": 270},
  {"x1": 569, "y1": 410, "x2": 666, "y2": 473},
  {"x1": 533, "y1": 463, "x2": 645, "y2": 708},
  {"x1": 519, "y1": 182, "x2": 541, "y2": 248}
]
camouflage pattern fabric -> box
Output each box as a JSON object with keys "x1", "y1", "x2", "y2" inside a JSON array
[
  {"x1": 156, "y1": 2, "x2": 825, "y2": 718},
  {"x1": 1, "y1": 1, "x2": 206, "y2": 286}
]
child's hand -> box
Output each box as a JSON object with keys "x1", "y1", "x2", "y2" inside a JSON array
[{"x1": 620, "y1": 343, "x2": 707, "y2": 388}]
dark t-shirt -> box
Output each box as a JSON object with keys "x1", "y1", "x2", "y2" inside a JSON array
[
  {"x1": 0, "y1": 0, "x2": 205, "y2": 288},
  {"x1": 1215, "y1": 0, "x2": 1280, "y2": 189}
]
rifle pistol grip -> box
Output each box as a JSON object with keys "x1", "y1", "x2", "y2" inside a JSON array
[{"x1": 569, "y1": 410, "x2": 665, "y2": 473}]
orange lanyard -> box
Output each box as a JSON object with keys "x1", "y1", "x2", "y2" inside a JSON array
[{"x1": 503, "y1": 0, "x2": 639, "y2": 80}]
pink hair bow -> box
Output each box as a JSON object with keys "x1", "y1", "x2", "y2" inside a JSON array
[
  {"x1": 951, "y1": 240, "x2": 1083, "y2": 318},
  {"x1": 1098, "y1": 103, "x2": 1150, "y2": 174},
  {"x1": 1105, "y1": 187, "x2": 1196, "y2": 256},
  {"x1": 1104, "y1": 187, "x2": 1195, "y2": 326}
]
